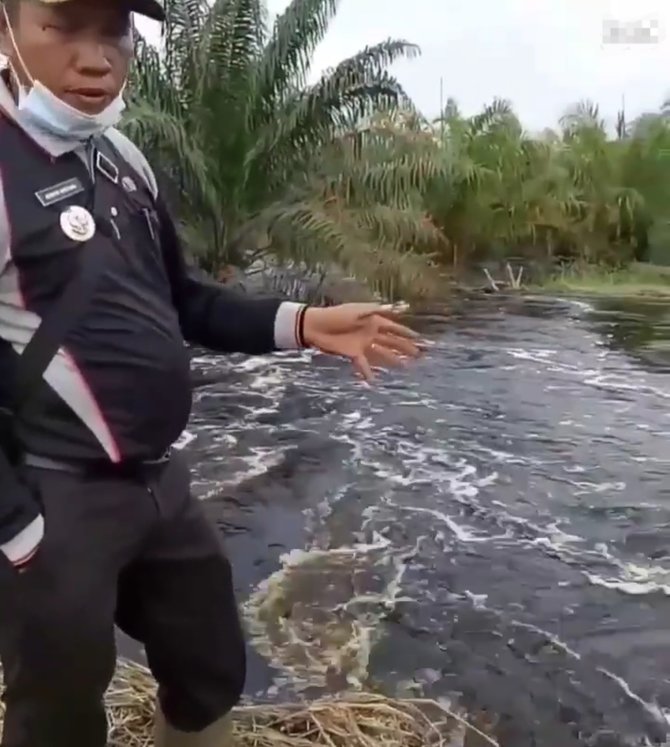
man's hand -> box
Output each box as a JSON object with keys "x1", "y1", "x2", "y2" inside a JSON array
[{"x1": 302, "y1": 303, "x2": 425, "y2": 381}]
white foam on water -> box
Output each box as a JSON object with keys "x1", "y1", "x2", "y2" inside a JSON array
[
  {"x1": 189, "y1": 320, "x2": 670, "y2": 723},
  {"x1": 500, "y1": 518, "x2": 670, "y2": 599},
  {"x1": 172, "y1": 429, "x2": 196, "y2": 450},
  {"x1": 569, "y1": 480, "x2": 626, "y2": 497},
  {"x1": 506, "y1": 341, "x2": 670, "y2": 404},
  {"x1": 188, "y1": 355, "x2": 211, "y2": 366},
  {"x1": 430, "y1": 585, "x2": 670, "y2": 733},
  {"x1": 596, "y1": 667, "x2": 670, "y2": 727},
  {"x1": 519, "y1": 295, "x2": 594, "y2": 314},
  {"x1": 385, "y1": 458, "x2": 670, "y2": 607},
  {"x1": 248, "y1": 369, "x2": 285, "y2": 391},
  {"x1": 243, "y1": 533, "x2": 418, "y2": 691},
  {"x1": 195, "y1": 446, "x2": 290, "y2": 500},
  {"x1": 464, "y1": 590, "x2": 488, "y2": 609},
  {"x1": 585, "y1": 560, "x2": 670, "y2": 597},
  {"x1": 507, "y1": 348, "x2": 558, "y2": 363},
  {"x1": 335, "y1": 429, "x2": 663, "y2": 615},
  {"x1": 303, "y1": 483, "x2": 355, "y2": 534},
  {"x1": 511, "y1": 620, "x2": 582, "y2": 660},
  {"x1": 337, "y1": 536, "x2": 424, "y2": 614},
  {"x1": 187, "y1": 353, "x2": 309, "y2": 500},
  {"x1": 567, "y1": 299, "x2": 595, "y2": 313},
  {"x1": 510, "y1": 620, "x2": 670, "y2": 729},
  {"x1": 585, "y1": 372, "x2": 670, "y2": 401},
  {"x1": 526, "y1": 530, "x2": 670, "y2": 599},
  {"x1": 396, "y1": 504, "x2": 510, "y2": 544}
]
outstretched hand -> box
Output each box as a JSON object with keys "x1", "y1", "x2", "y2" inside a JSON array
[{"x1": 302, "y1": 302, "x2": 426, "y2": 381}]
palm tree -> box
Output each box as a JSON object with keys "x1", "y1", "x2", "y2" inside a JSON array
[
  {"x1": 619, "y1": 113, "x2": 670, "y2": 263},
  {"x1": 424, "y1": 96, "x2": 670, "y2": 270},
  {"x1": 123, "y1": 0, "x2": 444, "y2": 299},
  {"x1": 426, "y1": 99, "x2": 577, "y2": 266}
]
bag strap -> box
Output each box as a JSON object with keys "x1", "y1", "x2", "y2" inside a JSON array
[
  {"x1": 12, "y1": 140, "x2": 121, "y2": 419},
  {"x1": 13, "y1": 224, "x2": 112, "y2": 416},
  {"x1": 0, "y1": 212, "x2": 112, "y2": 466}
]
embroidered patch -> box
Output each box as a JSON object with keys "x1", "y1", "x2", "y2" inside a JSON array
[
  {"x1": 59, "y1": 205, "x2": 96, "y2": 242},
  {"x1": 35, "y1": 177, "x2": 84, "y2": 207},
  {"x1": 95, "y1": 150, "x2": 119, "y2": 184}
]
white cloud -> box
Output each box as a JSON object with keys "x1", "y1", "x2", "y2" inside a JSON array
[{"x1": 137, "y1": 0, "x2": 670, "y2": 132}]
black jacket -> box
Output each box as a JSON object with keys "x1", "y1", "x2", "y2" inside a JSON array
[{"x1": 0, "y1": 101, "x2": 303, "y2": 550}]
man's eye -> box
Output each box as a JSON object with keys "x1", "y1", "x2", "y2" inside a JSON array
[
  {"x1": 44, "y1": 22, "x2": 76, "y2": 33},
  {"x1": 44, "y1": 20, "x2": 129, "y2": 38}
]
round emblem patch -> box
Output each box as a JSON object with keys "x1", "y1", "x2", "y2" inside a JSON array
[{"x1": 60, "y1": 205, "x2": 96, "y2": 242}]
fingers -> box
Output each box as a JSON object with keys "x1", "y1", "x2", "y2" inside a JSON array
[
  {"x1": 353, "y1": 353, "x2": 374, "y2": 382},
  {"x1": 351, "y1": 335, "x2": 425, "y2": 382},
  {"x1": 351, "y1": 329, "x2": 426, "y2": 381},
  {"x1": 367, "y1": 343, "x2": 407, "y2": 369},
  {"x1": 376, "y1": 317, "x2": 421, "y2": 340},
  {"x1": 348, "y1": 302, "x2": 421, "y2": 343},
  {"x1": 346, "y1": 300, "x2": 429, "y2": 382},
  {"x1": 375, "y1": 332, "x2": 422, "y2": 358}
]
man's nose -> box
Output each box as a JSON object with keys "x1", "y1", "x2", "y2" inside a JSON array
[{"x1": 74, "y1": 43, "x2": 114, "y2": 76}]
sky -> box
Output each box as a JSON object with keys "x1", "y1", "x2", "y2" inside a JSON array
[{"x1": 137, "y1": 0, "x2": 670, "y2": 134}]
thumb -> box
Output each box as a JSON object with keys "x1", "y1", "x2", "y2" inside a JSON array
[{"x1": 358, "y1": 302, "x2": 410, "y2": 320}]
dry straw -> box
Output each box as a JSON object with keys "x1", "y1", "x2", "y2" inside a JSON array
[{"x1": 1, "y1": 659, "x2": 500, "y2": 747}]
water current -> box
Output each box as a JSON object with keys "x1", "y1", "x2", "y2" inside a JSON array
[{"x1": 133, "y1": 293, "x2": 670, "y2": 746}]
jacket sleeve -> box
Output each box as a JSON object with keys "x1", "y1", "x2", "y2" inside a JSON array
[
  {"x1": 156, "y1": 197, "x2": 305, "y2": 355},
  {"x1": 0, "y1": 475, "x2": 43, "y2": 566}
]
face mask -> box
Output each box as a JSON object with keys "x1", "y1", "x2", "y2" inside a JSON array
[
  {"x1": 17, "y1": 80, "x2": 126, "y2": 140},
  {"x1": 3, "y1": 8, "x2": 126, "y2": 141}
]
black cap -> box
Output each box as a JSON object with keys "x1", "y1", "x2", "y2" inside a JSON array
[
  {"x1": 127, "y1": 0, "x2": 164, "y2": 21},
  {"x1": 40, "y1": 0, "x2": 165, "y2": 21}
]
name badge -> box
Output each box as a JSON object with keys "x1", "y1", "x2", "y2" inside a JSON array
[{"x1": 35, "y1": 177, "x2": 85, "y2": 207}]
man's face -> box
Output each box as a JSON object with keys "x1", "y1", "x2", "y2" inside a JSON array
[{"x1": 0, "y1": 0, "x2": 133, "y2": 115}]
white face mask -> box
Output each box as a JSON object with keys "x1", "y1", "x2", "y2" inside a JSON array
[
  {"x1": 16, "y1": 79, "x2": 126, "y2": 140},
  {"x1": 3, "y1": 8, "x2": 126, "y2": 141}
]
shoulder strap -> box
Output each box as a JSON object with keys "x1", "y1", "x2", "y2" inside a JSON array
[
  {"x1": 13, "y1": 223, "x2": 112, "y2": 416},
  {"x1": 13, "y1": 144, "x2": 120, "y2": 418},
  {"x1": 0, "y1": 207, "x2": 113, "y2": 465}
]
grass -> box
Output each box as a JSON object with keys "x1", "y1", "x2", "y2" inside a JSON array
[
  {"x1": 0, "y1": 659, "x2": 500, "y2": 747},
  {"x1": 535, "y1": 262, "x2": 670, "y2": 298}
]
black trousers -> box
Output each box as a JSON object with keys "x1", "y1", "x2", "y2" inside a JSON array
[{"x1": 0, "y1": 452, "x2": 246, "y2": 747}]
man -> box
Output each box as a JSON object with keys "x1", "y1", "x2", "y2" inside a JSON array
[{"x1": 0, "y1": 0, "x2": 421, "y2": 745}]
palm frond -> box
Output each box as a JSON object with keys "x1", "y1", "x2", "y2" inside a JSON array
[{"x1": 255, "y1": 0, "x2": 339, "y2": 110}]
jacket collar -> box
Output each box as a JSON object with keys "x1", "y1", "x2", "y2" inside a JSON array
[{"x1": 0, "y1": 70, "x2": 85, "y2": 158}]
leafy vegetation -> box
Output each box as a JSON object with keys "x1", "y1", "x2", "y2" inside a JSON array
[
  {"x1": 124, "y1": 0, "x2": 670, "y2": 300},
  {"x1": 536, "y1": 262, "x2": 670, "y2": 298},
  {"x1": 421, "y1": 98, "x2": 670, "y2": 272},
  {"x1": 124, "y1": 0, "x2": 442, "y2": 299}
]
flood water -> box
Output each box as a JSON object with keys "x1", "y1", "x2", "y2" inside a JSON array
[{"x1": 151, "y1": 294, "x2": 670, "y2": 745}]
